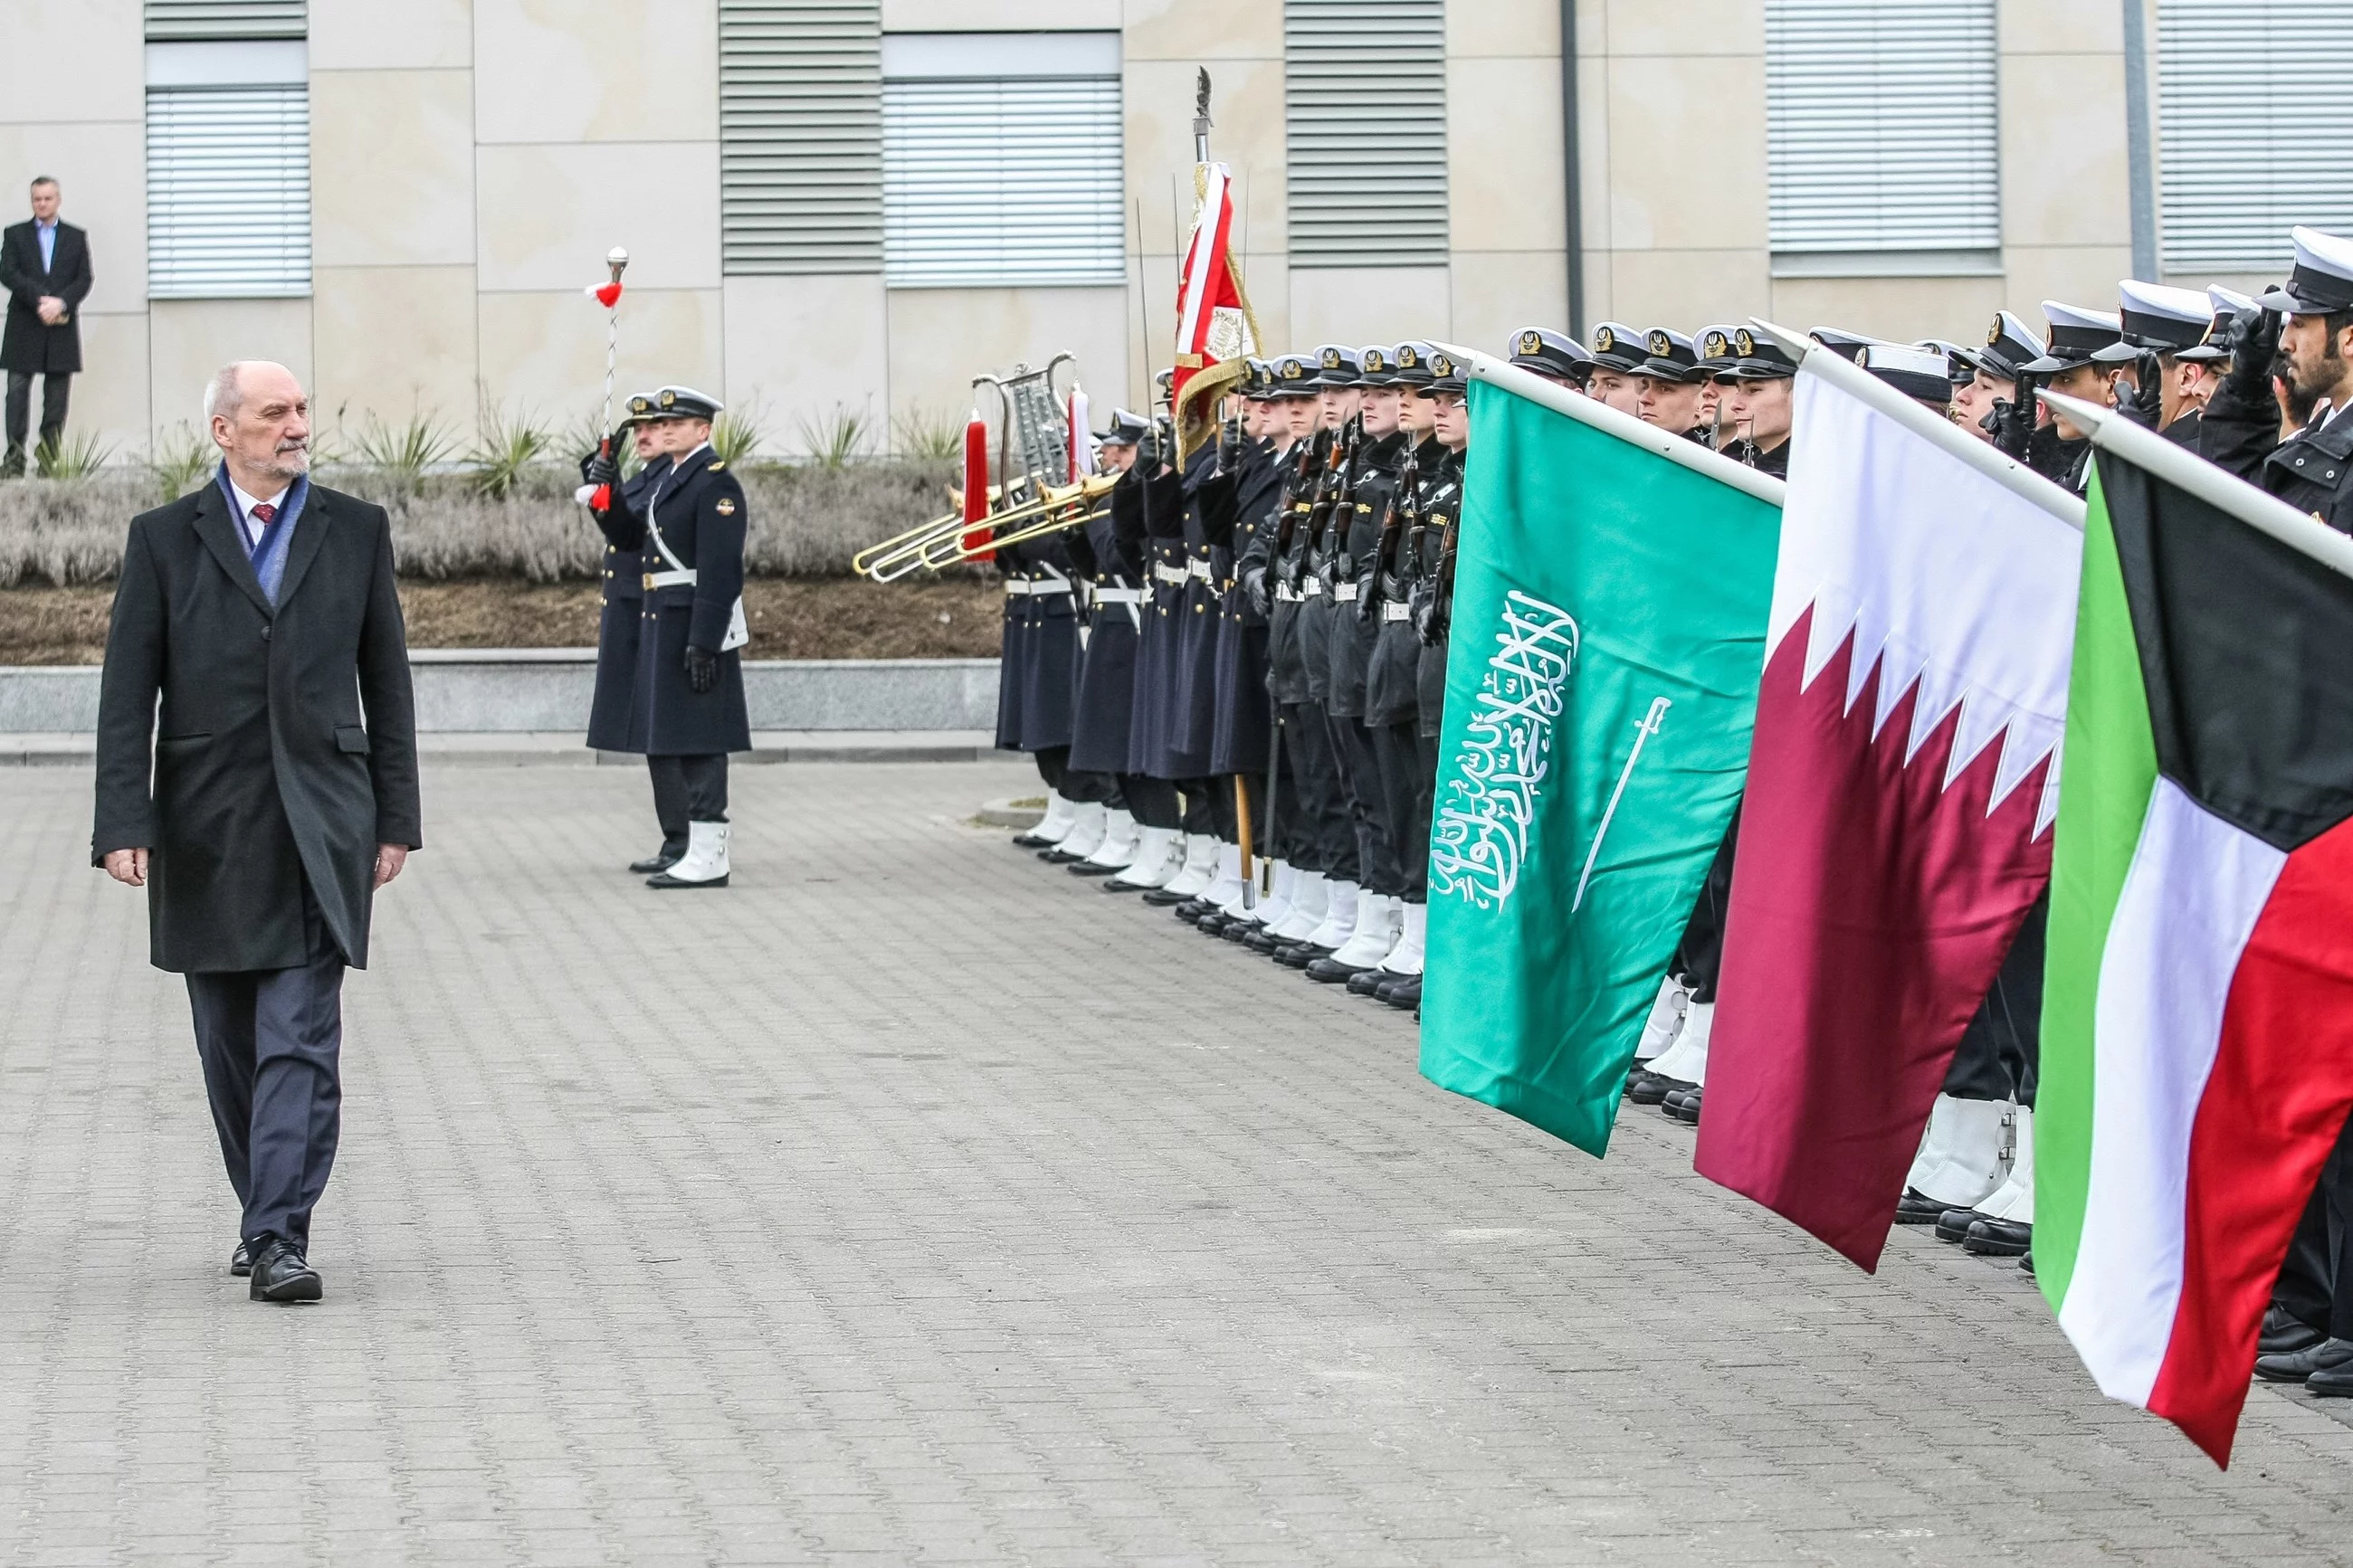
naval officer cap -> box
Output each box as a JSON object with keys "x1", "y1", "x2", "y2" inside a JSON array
[
  {"x1": 1508, "y1": 327, "x2": 1596, "y2": 383},
  {"x1": 1858, "y1": 343, "x2": 1956, "y2": 408},
  {"x1": 1636, "y1": 328, "x2": 1706, "y2": 384},
  {"x1": 2258, "y1": 225, "x2": 2353, "y2": 316},
  {"x1": 1270, "y1": 353, "x2": 1319, "y2": 398},
  {"x1": 1098, "y1": 408, "x2": 1152, "y2": 447},
  {"x1": 1918, "y1": 340, "x2": 1981, "y2": 386},
  {"x1": 644, "y1": 385, "x2": 723, "y2": 422},
  {"x1": 619, "y1": 388, "x2": 663, "y2": 424},
  {"x1": 2092, "y1": 280, "x2": 2215, "y2": 361},
  {"x1": 1425, "y1": 347, "x2": 1468, "y2": 394},
  {"x1": 1695, "y1": 325, "x2": 1745, "y2": 377},
  {"x1": 1310, "y1": 343, "x2": 1364, "y2": 388},
  {"x1": 1391, "y1": 341, "x2": 1439, "y2": 389},
  {"x1": 1357, "y1": 345, "x2": 1401, "y2": 388},
  {"x1": 1588, "y1": 322, "x2": 1649, "y2": 375},
  {"x1": 1236, "y1": 357, "x2": 1273, "y2": 400},
  {"x1": 2022, "y1": 301, "x2": 2123, "y2": 374},
  {"x1": 1978, "y1": 311, "x2": 2049, "y2": 382},
  {"x1": 1807, "y1": 326, "x2": 1886, "y2": 364},
  {"x1": 1721, "y1": 326, "x2": 1799, "y2": 380},
  {"x1": 2177, "y1": 286, "x2": 2257, "y2": 364}
]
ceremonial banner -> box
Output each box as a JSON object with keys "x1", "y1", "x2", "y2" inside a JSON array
[
  {"x1": 1169, "y1": 161, "x2": 1257, "y2": 461},
  {"x1": 1695, "y1": 349, "x2": 2083, "y2": 1270},
  {"x1": 1421, "y1": 362, "x2": 1780, "y2": 1156},
  {"x1": 2037, "y1": 408, "x2": 2353, "y2": 1467}
]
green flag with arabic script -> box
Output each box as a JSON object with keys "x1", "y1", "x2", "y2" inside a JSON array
[{"x1": 1420, "y1": 373, "x2": 1782, "y2": 1156}]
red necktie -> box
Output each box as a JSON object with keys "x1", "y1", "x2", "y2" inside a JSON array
[{"x1": 251, "y1": 502, "x2": 276, "y2": 525}]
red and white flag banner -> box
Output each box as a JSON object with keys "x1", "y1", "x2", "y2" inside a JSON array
[{"x1": 1170, "y1": 161, "x2": 1258, "y2": 459}]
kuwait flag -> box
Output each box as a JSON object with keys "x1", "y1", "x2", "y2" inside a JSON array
[
  {"x1": 1421, "y1": 356, "x2": 1781, "y2": 1155},
  {"x1": 2038, "y1": 405, "x2": 2353, "y2": 1467},
  {"x1": 1696, "y1": 344, "x2": 2084, "y2": 1269}
]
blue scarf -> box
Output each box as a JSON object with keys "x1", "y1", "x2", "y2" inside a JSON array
[{"x1": 216, "y1": 464, "x2": 310, "y2": 605}]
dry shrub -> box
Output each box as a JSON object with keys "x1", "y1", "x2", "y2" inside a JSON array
[{"x1": 0, "y1": 458, "x2": 965, "y2": 584}]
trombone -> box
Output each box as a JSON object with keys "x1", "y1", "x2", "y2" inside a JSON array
[
  {"x1": 850, "y1": 485, "x2": 999, "y2": 577},
  {"x1": 924, "y1": 472, "x2": 1118, "y2": 567},
  {"x1": 861, "y1": 475, "x2": 1088, "y2": 581}
]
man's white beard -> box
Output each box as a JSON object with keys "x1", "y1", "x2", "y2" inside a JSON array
[{"x1": 264, "y1": 442, "x2": 310, "y2": 480}]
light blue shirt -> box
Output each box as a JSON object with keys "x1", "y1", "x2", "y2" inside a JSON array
[{"x1": 35, "y1": 218, "x2": 55, "y2": 273}]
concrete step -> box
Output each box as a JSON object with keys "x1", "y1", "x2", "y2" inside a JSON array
[{"x1": 0, "y1": 730, "x2": 1008, "y2": 768}]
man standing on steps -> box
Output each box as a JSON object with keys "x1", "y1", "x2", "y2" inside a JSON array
[
  {"x1": 587, "y1": 385, "x2": 751, "y2": 889},
  {"x1": 91, "y1": 360, "x2": 421, "y2": 1304}
]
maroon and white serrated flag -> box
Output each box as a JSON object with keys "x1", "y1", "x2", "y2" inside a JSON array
[{"x1": 1693, "y1": 342, "x2": 2083, "y2": 1269}]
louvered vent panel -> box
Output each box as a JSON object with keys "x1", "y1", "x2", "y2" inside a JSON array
[
  {"x1": 1283, "y1": 0, "x2": 1448, "y2": 267},
  {"x1": 145, "y1": 1, "x2": 304, "y2": 40},
  {"x1": 720, "y1": 0, "x2": 884, "y2": 275},
  {"x1": 146, "y1": 85, "x2": 310, "y2": 298},
  {"x1": 883, "y1": 77, "x2": 1124, "y2": 288}
]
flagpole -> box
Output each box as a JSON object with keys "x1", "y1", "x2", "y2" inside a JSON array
[
  {"x1": 1437, "y1": 342, "x2": 1787, "y2": 508},
  {"x1": 1748, "y1": 318, "x2": 2085, "y2": 531},
  {"x1": 2049, "y1": 390, "x2": 2353, "y2": 582}
]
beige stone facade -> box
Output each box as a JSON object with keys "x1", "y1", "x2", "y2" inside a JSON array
[{"x1": 0, "y1": 0, "x2": 2187, "y2": 466}]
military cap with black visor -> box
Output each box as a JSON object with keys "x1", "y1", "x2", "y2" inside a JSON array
[
  {"x1": 1310, "y1": 343, "x2": 1365, "y2": 388},
  {"x1": 2021, "y1": 301, "x2": 2121, "y2": 374},
  {"x1": 1391, "y1": 341, "x2": 1438, "y2": 389},
  {"x1": 2199, "y1": 224, "x2": 2353, "y2": 536},
  {"x1": 1723, "y1": 326, "x2": 1798, "y2": 380},
  {"x1": 1635, "y1": 327, "x2": 1706, "y2": 384},
  {"x1": 1508, "y1": 328, "x2": 1595, "y2": 385},
  {"x1": 1588, "y1": 322, "x2": 1648, "y2": 375}
]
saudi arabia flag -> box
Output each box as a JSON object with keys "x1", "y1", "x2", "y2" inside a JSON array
[
  {"x1": 2039, "y1": 404, "x2": 2353, "y2": 1467},
  {"x1": 1421, "y1": 357, "x2": 1782, "y2": 1155}
]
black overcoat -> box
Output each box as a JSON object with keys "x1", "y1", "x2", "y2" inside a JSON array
[
  {"x1": 992, "y1": 526, "x2": 1079, "y2": 754},
  {"x1": 606, "y1": 445, "x2": 753, "y2": 756},
  {"x1": 586, "y1": 457, "x2": 668, "y2": 752},
  {"x1": 1208, "y1": 440, "x2": 1281, "y2": 776},
  {"x1": 0, "y1": 220, "x2": 91, "y2": 374},
  {"x1": 91, "y1": 478, "x2": 422, "y2": 972},
  {"x1": 1065, "y1": 502, "x2": 1145, "y2": 776}
]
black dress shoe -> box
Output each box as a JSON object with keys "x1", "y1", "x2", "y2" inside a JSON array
[
  {"x1": 230, "y1": 1240, "x2": 252, "y2": 1278},
  {"x1": 1140, "y1": 885, "x2": 1194, "y2": 907},
  {"x1": 628, "y1": 847, "x2": 684, "y2": 874},
  {"x1": 1196, "y1": 912, "x2": 1230, "y2": 936},
  {"x1": 1040, "y1": 847, "x2": 1085, "y2": 864},
  {"x1": 1304, "y1": 955, "x2": 1368, "y2": 984},
  {"x1": 1383, "y1": 975, "x2": 1422, "y2": 1010},
  {"x1": 1243, "y1": 926, "x2": 1286, "y2": 953},
  {"x1": 1346, "y1": 969, "x2": 1385, "y2": 997},
  {"x1": 646, "y1": 869, "x2": 727, "y2": 889},
  {"x1": 2018, "y1": 1249, "x2": 2034, "y2": 1278},
  {"x1": 1893, "y1": 1188, "x2": 1951, "y2": 1226},
  {"x1": 1224, "y1": 919, "x2": 1262, "y2": 945},
  {"x1": 2262, "y1": 1305, "x2": 2329, "y2": 1357},
  {"x1": 1672, "y1": 1088, "x2": 1703, "y2": 1125},
  {"x1": 1962, "y1": 1216, "x2": 2032, "y2": 1257},
  {"x1": 1067, "y1": 860, "x2": 1119, "y2": 878},
  {"x1": 2254, "y1": 1336, "x2": 2353, "y2": 1384},
  {"x1": 1933, "y1": 1207, "x2": 1981, "y2": 1243},
  {"x1": 1274, "y1": 943, "x2": 1331, "y2": 969},
  {"x1": 248, "y1": 1237, "x2": 322, "y2": 1304},
  {"x1": 2307, "y1": 1344, "x2": 2353, "y2": 1396},
  {"x1": 1010, "y1": 828, "x2": 1054, "y2": 849},
  {"x1": 1173, "y1": 898, "x2": 1212, "y2": 922},
  {"x1": 1661, "y1": 1087, "x2": 1692, "y2": 1118},
  {"x1": 1629, "y1": 1073, "x2": 1689, "y2": 1107}
]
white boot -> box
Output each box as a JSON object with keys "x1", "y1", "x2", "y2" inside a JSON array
[
  {"x1": 1326, "y1": 892, "x2": 1401, "y2": 969},
  {"x1": 649, "y1": 820, "x2": 729, "y2": 888},
  {"x1": 1107, "y1": 826, "x2": 1184, "y2": 889},
  {"x1": 1080, "y1": 808, "x2": 1138, "y2": 870},
  {"x1": 1647, "y1": 999, "x2": 1714, "y2": 1085},
  {"x1": 1975, "y1": 1105, "x2": 2036, "y2": 1222},
  {"x1": 1377, "y1": 900, "x2": 1426, "y2": 976},
  {"x1": 1024, "y1": 790, "x2": 1078, "y2": 846},
  {"x1": 1903, "y1": 1094, "x2": 2014, "y2": 1211},
  {"x1": 1269, "y1": 870, "x2": 1327, "y2": 941},
  {"x1": 1302, "y1": 879, "x2": 1359, "y2": 951},
  {"x1": 1053, "y1": 801, "x2": 1108, "y2": 861},
  {"x1": 1196, "y1": 843, "x2": 1246, "y2": 908},
  {"x1": 1634, "y1": 974, "x2": 1689, "y2": 1062},
  {"x1": 1249, "y1": 860, "x2": 1296, "y2": 927},
  {"x1": 1158, "y1": 833, "x2": 1222, "y2": 898}
]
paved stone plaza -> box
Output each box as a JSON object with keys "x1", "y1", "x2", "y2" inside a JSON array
[{"x1": 4, "y1": 758, "x2": 2351, "y2": 1566}]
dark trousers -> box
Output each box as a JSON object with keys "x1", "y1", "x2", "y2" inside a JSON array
[
  {"x1": 1369, "y1": 721, "x2": 1433, "y2": 900},
  {"x1": 1262, "y1": 723, "x2": 1300, "y2": 863},
  {"x1": 1670, "y1": 807, "x2": 1741, "y2": 1003},
  {"x1": 4, "y1": 370, "x2": 70, "y2": 463},
  {"x1": 1282, "y1": 700, "x2": 1356, "y2": 881},
  {"x1": 185, "y1": 890, "x2": 347, "y2": 1251},
  {"x1": 1123, "y1": 773, "x2": 1182, "y2": 830},
  {"x1": 1034, "y1": 745, "x2": 1070, "y2": 793},
  {"x1": 1329, "y1": 713, "x2": 1402, "y2": 895},
  {"x1": 1062, "y1": 767, "x2": 1118, "y2": 806},
  {"x1": 1941, "y1": 893, "x2": 2049, "y2": 1106},
  {"x1": 1178, "y1": 777, "x2": 1217, "y2": 836},
  {"x1": 648, "y1": 753, "x2": 729, "y2": 845}
]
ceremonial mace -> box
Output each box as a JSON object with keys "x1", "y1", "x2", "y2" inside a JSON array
[{"x1": 577, "y1": 248, "x2": 630, "y2": 508}]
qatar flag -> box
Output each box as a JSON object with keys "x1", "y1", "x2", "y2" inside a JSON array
[{"x1": 1693, "y1": 341, "x2": 2083, "y2": 1270}]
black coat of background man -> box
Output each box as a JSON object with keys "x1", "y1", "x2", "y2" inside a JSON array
[
  {"x1": 1, "y1": 176, "x2": 91, "y2": 476},
  {"x1": 92, "y1": 360, "x2": 421, "y2": 1304}
]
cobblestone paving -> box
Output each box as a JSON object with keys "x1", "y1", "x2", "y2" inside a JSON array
[{"x1": 4, "y1": 760, "x2": 2351, "y2": 1566}]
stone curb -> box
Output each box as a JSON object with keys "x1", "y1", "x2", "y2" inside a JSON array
[{"x1": 0, "y1": 730, "x2": 1019, "y2": 768}]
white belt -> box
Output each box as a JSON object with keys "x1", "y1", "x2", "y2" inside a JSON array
[
  {"x1": 1005, "y1": 578, "x2": 1072, "y2": 597},
  {"x1": 1302, "y1": 578, "x2": 1326, "y2": 597},
  {"x1": 1275, "y1": 583, "x2": 1302, "y2": 603},
  {"x1": 1332, "y1": 581, "x2": 1359, "y2": 603},
  {"x1": 1093, "y1": 586, "x2": 1147, "y2": 605},
  {"x1": 644, "y1": 568, "x2": 695, "y2": 590},
  {"x1": 1152, "y1": 562, "x2": 1190, "y2": 586},
  {"x1": 1186, "y1": 558, "x2": 1213, "y2": 583},
  {"x1": 1381, "y1": 599, "x2": 1413, "y2": 622}
]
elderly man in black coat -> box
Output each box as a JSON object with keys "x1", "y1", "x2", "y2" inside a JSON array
[
  {"x1": 1, "y1": 176, "x2": 92, "y2": 476},
  {"x1": 92, "y1": 360, "x2": 421, "y2": 1304}
]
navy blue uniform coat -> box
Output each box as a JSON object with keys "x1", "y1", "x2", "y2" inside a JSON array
[{"x1": 605, "y1": 445, "x2": 753, "y2": 756}]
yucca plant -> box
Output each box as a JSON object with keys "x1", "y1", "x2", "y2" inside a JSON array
[
  {"x1": 891, "y1": 404, "x2": 965, "y2": 461},
  {"x1": 465, "y1": 404, "x2": 554, "y2": 499},
  {"x1": 148, "y1": 423, "x2": 215, "y2": 501},
  {"x1": 33, "y1": 430, "x2": 117, "y2": 480},
  {"x1": 557, "y1": 409, "x2": 644, "y2": 480},
  {"x1": 351, "y1": 410, "x2": 459, "y2": 489},
  {"x1": 795, "y1": 403, "x2": 873, "y2": 470},
  {"x1": 711, "y1": 408, "x2": 764, "y2": 468}
]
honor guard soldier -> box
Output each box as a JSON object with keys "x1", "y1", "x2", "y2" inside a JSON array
[
  {"x1": 1634, "y1": 328, "x2": 1711, "y2": 440},
  {"x1": 2091, "y1": 280, "x2": 2215, "y2": 442},
  {"x1": 1585, "y1": 323, "x2": 1648, "y2": 416},
  {"x1": 2019, "y1": 301, "x2": 2124, "y2": 492},
  {"x1": 1053, "y1": 410, "x2": 1155, "y2": 872},
  {"x1": 2204, "y1": 226, "x2": 2353, "y2": 536},
  {"x1": 1956, "y1": 311, "x2": 2055, "y2": 466},
  {"x1": 1715, "y1": 328, "x2": 1797, "y2": 475},
  {"x1": 2168, "y1": 285, "x2": 2253, "y2": 444},
  {"x1": 603, "y1": 385, "x2": 751, "y2": 888},
  {"x1": 581, "y1": 394, "x2": 678, "y2": 869},
  {"x1": 1508, "y1": 328, "x2": 1595, "y2": 390}
]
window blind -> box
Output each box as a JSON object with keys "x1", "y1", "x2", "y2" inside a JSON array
[
  {"x1": 720, "y1": 1, "x2": 884, "y2": 276},
  {"x1": 146, "y1": 84, "x2": 310, "y2": 298},
  {"x1": 144, "y1": 1, "x2": 305, "y2": 41},
  {"x1": 1282, "y1": 0, "x2": 1447, "y2": 266}
]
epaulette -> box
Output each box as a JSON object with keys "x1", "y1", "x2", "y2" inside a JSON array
[{"x1": 709, "y1": 460, "x2": 727, "y2": 471}]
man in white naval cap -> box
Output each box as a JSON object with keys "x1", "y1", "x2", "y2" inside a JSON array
[
  {"x1": 2202, "y1": 225, "x2": 2353, "y2": 536},
  {"x1": 2091, "y1": 280, "x2": 2215, "y2": 444},
  {"x1": 2019, "y1": 300, "x2": 2125, "y2": 493},
  {"x1": 2168, "y1": 284, "x2": 2256, "y2": 445}
]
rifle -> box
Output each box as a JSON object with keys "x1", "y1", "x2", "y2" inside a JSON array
[
  {"x1": 1277, "y1": 426, "x2": 1341, "y2": 595},
  {"x1": 1362, "y1": 440, "x2": 1421, "y2": 622},
  {"x1": 1302, "y1": 419, "x2": 1361, "y2": 589}
]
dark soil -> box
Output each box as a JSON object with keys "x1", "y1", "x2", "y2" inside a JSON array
[{"x1": 0, "y1": 578, "x2": 1007, "y2": 665}]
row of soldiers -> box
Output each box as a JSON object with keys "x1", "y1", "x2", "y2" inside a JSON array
[{"x1": 988, "y1": 222, "x2": 2353, "y2": 1395}]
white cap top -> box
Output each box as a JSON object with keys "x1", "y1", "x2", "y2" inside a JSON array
[
  {"x1": 2292, "y1": 224, "x2": 2353, "y2": 285},
  {"x1": 2209, "y1": 284, "x2": 2255, "y2": 315},
  {"x1": 1859, "y1": 343, "x2": 1948, "y2": 378},
  {"x1": 2118, "y1": 279, "x2": 2213, "y2": 326},
  {"x1": 2043, "y1": 300, "x2": 2124, "y2": 336}
]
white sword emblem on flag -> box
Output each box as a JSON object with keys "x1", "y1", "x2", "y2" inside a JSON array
[{"x1": 1573, "y1": 697, "x2": 1672, "y2": 913}]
